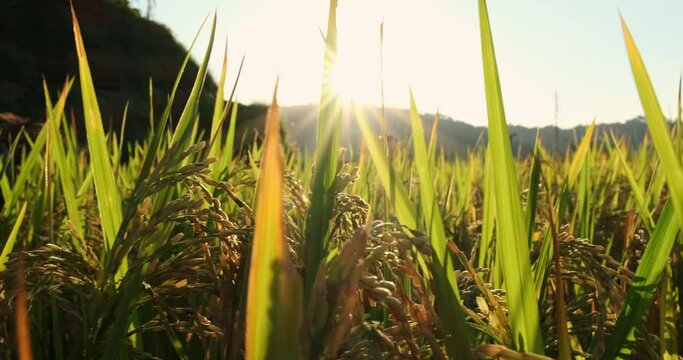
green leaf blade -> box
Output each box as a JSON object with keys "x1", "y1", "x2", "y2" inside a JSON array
[
  {"x1": 478, "y1": 0, "x2": 543, "y2": 353},
  {"x1": 246, "y1": 84, "x2": 302, "y2": 360},
  {"x1": 71, "y1": 7, "x2": 123, "y2": 254},
  {"x1": 304, "y1": 0, "x2": 343, "y2": 298},
  {"x1": 604, "y1": 200, "x2": 679, "y2": 359},
  {"x1": 409, "y1": 92, "x2": 474, "y2": 359}
]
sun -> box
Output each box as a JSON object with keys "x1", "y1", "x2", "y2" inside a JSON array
[
  {"x1": 323, "y1": 1, "x2": 390, "y2": 106},
  {"x1": 328, "y1": 56, "x2": 362, "y2": 104}
]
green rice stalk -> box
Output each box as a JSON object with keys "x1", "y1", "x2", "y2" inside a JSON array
[
  {"x1": 304, "y1": 0, "x2": 343, "y2": 299},
  {"x1": 1, "y1": 126, "x2": 47, "y2": 217},
  {"x1": 209, "y1": 41, "x2": 229, "y2": 163},
  {"x1": 428, "y1": 112, "x2": 440, "y2": 167},
  {"x1": 660, "y1": 266, "x2": 678, "y2": 360},
  {"x1": 525, "y1": 136, "x2": 542, "y2": 246},
  {"x1": 352, "y1": 106, "x2": 416, "y2": 228},
  {"x1": 676, "y1": 75, "x2": 682, "y2": 152},
  {"x1": 169, "y1": 15, "x2": 216, "y2": 153},
  {"x1": 610, "y1": 131, "x2": 655, "y2": 232},
  {"x1": 71, "y1": 6, "x2": 124, "y2": 264},
  {"x1": 44, "y1": 79, "x2": 84, "y2": 246},
  {"x1": 478, "y1": 0, "x2": 543, "y2": 353},
  {"x1": 410, "y1": 91, "x2": 474, "y2": 359},
  {"x1": 224, "y1": 101, "x2": 239, "y2": 168},
  {"x1": 0, "y1": 202, "x2": 27, "y2": 272},
  {"x1": 479, "y1": 147, "x2": 496, "y2": 273},
  {"x1": 533, "y1": 122, "x2": 595, "y2": 295},
  {"x1": 136, "y1": 15, "x2": 209, "y2": 185},
  {"x1": 541, "y1": 169, "x2": 571, "y2": 360}
]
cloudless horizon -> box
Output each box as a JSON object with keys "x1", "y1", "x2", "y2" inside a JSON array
[{"x1": 131, "y1": 0, "x2": 683, "y2": 128}]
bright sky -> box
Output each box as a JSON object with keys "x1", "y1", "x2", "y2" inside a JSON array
[{"x1": 131, "y1": 0, "x2": 683, "y2": 128}]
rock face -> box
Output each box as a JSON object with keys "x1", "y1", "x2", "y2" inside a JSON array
[{"x1": 0, "y1": 0, "x2": 217, "y2": 142}]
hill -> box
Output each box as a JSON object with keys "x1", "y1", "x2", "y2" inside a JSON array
[{"x1": 0, "y1": 0, "x2": 217, "y2": 142}]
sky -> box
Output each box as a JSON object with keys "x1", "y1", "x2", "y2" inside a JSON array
[{"x1": 130, "y1": 0, "x2": 683, "y2": 128}]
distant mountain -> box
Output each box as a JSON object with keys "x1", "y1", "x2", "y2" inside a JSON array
[{"x1": 234, "y1": 103, "x2": 653, "y2": 158}]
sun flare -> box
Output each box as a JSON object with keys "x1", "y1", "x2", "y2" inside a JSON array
[
  {"x1": 328, "y1": 55, "x2": 365, "y2": 104},
  {"x1": 323, "y1": 0, "x2": 392, "y2": 105}
]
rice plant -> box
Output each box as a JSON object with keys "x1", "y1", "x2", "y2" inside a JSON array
[{"x1": 1, "y1": 0, "x2": 681, "y2": 359}]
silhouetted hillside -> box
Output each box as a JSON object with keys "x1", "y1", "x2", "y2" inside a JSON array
[{"x1": 0, "y1": 0, "x2": 217, "y2": 142}]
